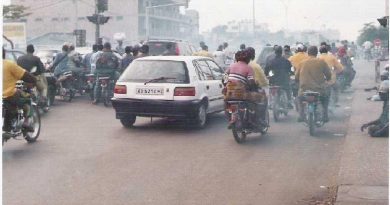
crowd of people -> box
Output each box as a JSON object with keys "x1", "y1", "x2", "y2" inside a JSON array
[{"x1": 2, "y1": 38, "x2": 388, "y2": 137}]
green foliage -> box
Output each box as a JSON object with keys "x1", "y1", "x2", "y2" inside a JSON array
[
  {"x1": 357, "y1": 22, "x2": 389, "y2": 46},
  {"x1": 3, "y1": 5, "x2": 31, "y2": 20}
]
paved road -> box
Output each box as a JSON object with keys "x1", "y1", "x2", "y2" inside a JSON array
[{"x1": 4, "y1": 62, "x2": 365, "y2": 205}]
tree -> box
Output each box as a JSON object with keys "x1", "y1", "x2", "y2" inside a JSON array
[
  {"x1": 3, "y1": 5, "x2": 31, "y2": 20},
  {"x1": 357, "y1": 22, "x2": 389, "y2": 46}
]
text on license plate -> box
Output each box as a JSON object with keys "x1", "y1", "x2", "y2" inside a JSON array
[{"x1": 136, "y1": 88, "x2": 164, "y2": 95}]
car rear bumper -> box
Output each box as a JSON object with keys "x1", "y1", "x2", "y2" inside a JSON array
[{"x1": 111, "y1": 98, "x2": 201, "y2": 118}]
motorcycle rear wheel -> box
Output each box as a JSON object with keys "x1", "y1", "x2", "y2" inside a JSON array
[
  {"x1": 102, "y1": 88, "x2": 110, "y2": 107},
  {"x1": 260, "y1": 110, "x2": 270, "y2": 135},
  {"x1": 273, "y1": 96, "x2": 280, "y2": 122},
  {"x1": 232, "y1": 126, "x2": 246, "y2": 144},
  {"x1": 24, "y1": 106, "x2": 41, "y2": 143}
]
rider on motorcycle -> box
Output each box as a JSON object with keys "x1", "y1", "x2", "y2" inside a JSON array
[
  {"x1": 224, "y1": 50, "x2": 265, "y2": 127},
  {"x1": 16, "y1": 44, "x2": 48, "y2": 105},
  {"x1": 288, "y1": 44, "x2": 309, "y2": 98},
  {"x1": 318, "y1": 45, "x2": 344, "y2": 106},
  {"x1": 53, "y1": 44, "x2": 70, "y2": 78},
  {"x1": 337, "y1": 47, "x2": 355, "y2": 88},
  {"x1": 93, "y1": 42, "x2": 120, "y2": 104},
  {"x1": 3, "y1": 48, "x2": 37, "y2": 132},
  {"x1": 265, "y1": 46, "x2": 294, "y2": 109},
  {"x1": 296, "y1": 46, "x2": 332, "y2": 122}
]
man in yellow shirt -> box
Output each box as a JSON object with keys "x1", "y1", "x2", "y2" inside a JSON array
[
  {"x1": 318, "y1": 45, "x2": 344, "y2": 106},
  {"x1": 289, "y1": 44, "x2": 309, "y2": 74},
  {"x1": 3, "y1": 48, "x2": 37, "y2": 132},
  {"x1": 193, "y1": 45, "x2": 213, "y2": 58},
  {"x1": 288, "y1": 44, "x2": 309, "y2": 97},
  {"x1": 247, "y1": 47, "x2": 269, "y2": 88}
]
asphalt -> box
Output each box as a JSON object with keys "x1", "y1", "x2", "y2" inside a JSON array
[
  {"x1": 3, "y1": 60, "x2": 381, "y2": 205},
  {"x1": 335, "y1": 59, "x2": 389, "y2": 205}
]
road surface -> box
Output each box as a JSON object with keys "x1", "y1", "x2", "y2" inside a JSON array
[{"x1": 4, "y1": 61, "x2": 369, "y2": 205}]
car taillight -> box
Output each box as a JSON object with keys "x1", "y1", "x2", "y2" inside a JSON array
[
  {"x1": 175, "y1": 45, "x2": 180, "y2": 55},
  {"x1": 174, "y1": 87, "x2": 195, "y2": 96},
  {"x1": 114, "y1": 85, "x2": 127, "y2": 94}
]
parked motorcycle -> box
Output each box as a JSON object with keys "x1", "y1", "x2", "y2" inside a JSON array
[
  {"x1": 226, "y1": 96, "x2": 269, "y2": 144},
  {"x1": 2, "y1": 81, "x2": 41, "y2": 145},
  {"x1": 301, "y1": 91, "x2": 324, "y2": 136},
  {"x1": 269, "y1": 85, "x2": 289, "y2": 122}
]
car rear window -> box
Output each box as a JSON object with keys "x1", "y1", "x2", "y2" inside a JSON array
[
  {"x1": 146, "y1": 42, "x2": 176, "y2": 56},
  {"x1": 119, "y1": 60, "x2": 189, "y2": 84}
]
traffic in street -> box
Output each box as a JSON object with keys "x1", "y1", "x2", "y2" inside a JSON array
[{"x1": 4, "y1": 60, "x2": 368, "y2": 204}]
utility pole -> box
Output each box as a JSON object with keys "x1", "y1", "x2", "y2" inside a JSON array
[
  {"x1": 252, "y1": 0, "x2": 255, "y2": 36},
  {"x1": 88, "y1": 0, "x2": 109, "y2": 44}
]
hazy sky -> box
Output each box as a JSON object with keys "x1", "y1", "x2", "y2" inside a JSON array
[
  {"x1": 3, "y1": 0, "x2": 387, "y2": 40},
  {"x1": 188, "y1": 0, "x2": 388, "y2": 40}
]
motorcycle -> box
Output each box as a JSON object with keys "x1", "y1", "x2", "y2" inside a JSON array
[
  {"x1": 226, "y1": 93, "x2": 269, "y2": 143},
  {"x1": 269, "y1": 85, "x2": 289, "y2": 122},
  {"x1": 94, "y1": 75, "x2": 115, "y2": 107},
  {"x1": 85, "y1": 74, "x2": 96, "y2": 101},
  {"x1": 57, "y1": 71, "x2": 76, "y2": 102},
  {"x1": 301, "y1": 91, "x2": 324, "y2": 136},
  {"x1": 44, "y1": 71, "x2": 57, "y2": 107},
  {"x1": 2, "y1": 81, "x2": 41, "y2": 145}
]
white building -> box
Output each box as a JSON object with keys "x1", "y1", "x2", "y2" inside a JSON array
[{"x1": 8, "y1": 0, "x2": 199, "y2": 47}]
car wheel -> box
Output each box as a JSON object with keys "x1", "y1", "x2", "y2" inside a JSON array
[
  {"x1": 120, "y1": 115, "x2": 136, "y2": 128},
  {"x1": 195, "y1": 103, "x2": 207, "y2": 128}
]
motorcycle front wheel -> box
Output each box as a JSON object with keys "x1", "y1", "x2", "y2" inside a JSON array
[
  {"x1": 24, "y1": 105, "x2": 41, "y2": 143},
  {"x1": 308, "y1": 112, "x2": 315, "y2": 136}
]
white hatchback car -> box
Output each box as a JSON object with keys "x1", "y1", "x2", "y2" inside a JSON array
[{"x1": 111, "y1": 56, "x2": 226, "y2": 128}]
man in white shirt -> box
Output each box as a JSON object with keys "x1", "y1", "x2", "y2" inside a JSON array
[{"x1": 213, "y1": 45, "x2": 227, "y2": 70}]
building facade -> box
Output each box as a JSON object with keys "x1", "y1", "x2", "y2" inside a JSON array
[{"x1": 10, "y1": 0, "x2": 198, "y2": 47}]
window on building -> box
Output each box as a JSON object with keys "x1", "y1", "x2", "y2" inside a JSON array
[
  {"x1": 116, "y1": 16, "x2": 123, "y2": 21},
  {"x1": 63, "y1": 17, "x2": 69, "y2": 21},
  {"x1": 35, "y1": 17, "x2": 43, "y2": 22},
  {"x1": 78, "y1": 17, "x2": 85, "y2": 21},
  {"x1": 52, "y1": 18, "x2": 59, "y2": 21}
]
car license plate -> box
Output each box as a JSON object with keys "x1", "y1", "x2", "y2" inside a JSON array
[{"x1": 136, "y1": 87, "x2": 164, "y2": 95}]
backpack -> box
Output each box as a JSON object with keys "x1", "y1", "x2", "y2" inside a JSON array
[{"x1": 96, "y1": 52, "x2": 118, "y2": 70}]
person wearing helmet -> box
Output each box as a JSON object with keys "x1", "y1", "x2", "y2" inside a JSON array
[
  {"x1": 361, "y1": 79, "x2": 389, "y2": 137},
  {"x1": 288, "y1": 44, "x2": 309, "y2": 75},
  {"x1": 318, "y1": 45, "x2": 344, "y2": 106},
  {"x1": 288, "y1": 44, "x2": 309, "y2": 98},
  {"x1": 265, "y1": 45, "x2": 294, "y2": 109}
]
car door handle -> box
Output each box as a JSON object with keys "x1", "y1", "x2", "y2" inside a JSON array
[{"x1": 206, "y1": 85, "x2": 210, "y2": 90}]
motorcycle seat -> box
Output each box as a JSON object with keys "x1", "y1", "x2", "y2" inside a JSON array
[
  {"x1": 98, "y1": 76, "x2": 111, "y2": 80},
  {"x1": 303, "y1": 91, "x2": 320, "y2": 96}
]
